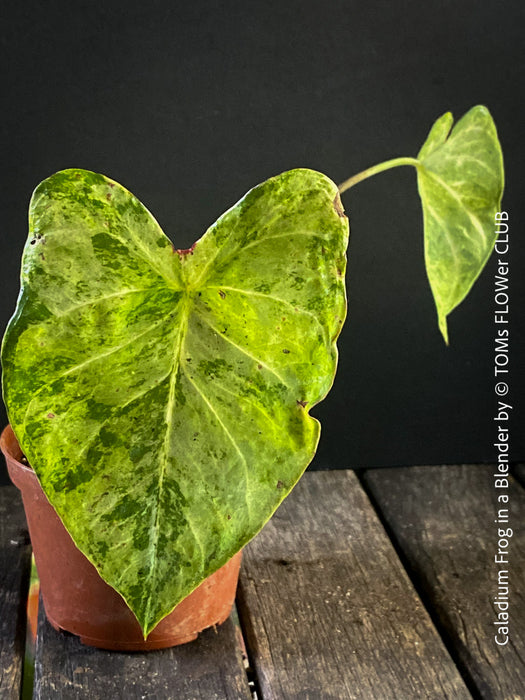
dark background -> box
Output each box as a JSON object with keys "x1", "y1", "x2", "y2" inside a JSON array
[{"x1": 1, "y1": 1, "x2": 524, "y2": 484}]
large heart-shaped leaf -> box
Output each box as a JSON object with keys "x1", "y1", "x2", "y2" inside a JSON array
[
  {"x1": 416, "y1": 105, "x2": 504, "y2": 342},
  {"x1": 2, "y1": 168, "x2": 348, "y2": 635}
]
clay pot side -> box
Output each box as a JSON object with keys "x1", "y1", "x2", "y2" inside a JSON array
[{"x1": 1, "y1": 424, "x2": 242, "y2": 651}]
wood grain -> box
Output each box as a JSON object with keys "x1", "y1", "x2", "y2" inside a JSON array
[
  {"x1": 364, "y1": 464, "x2": 525, "y2": 700},
  {"x1": 0, "y1": 485, "x2": 31, "y2": 700},
  {"x1": 237, "y1": 470, "x2": 470, "y2": 699},
  {"x1": 33, "y1": 605, "x2": 251, "y2": 699}
]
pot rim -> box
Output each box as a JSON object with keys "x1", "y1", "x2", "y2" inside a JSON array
[{"x1": 0, "y1": 424, "x2": 35, "y2": 475}]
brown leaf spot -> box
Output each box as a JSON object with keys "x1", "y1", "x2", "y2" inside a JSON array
[
  {"x1": 276, "y1": 480, "x2": 284, "y2": 489},
  {"x1": 46, "y1": 413, "x2": 55, "y2": 419},
  {"x1": 296, "y1": 400, "x2": 307, "y2": 408},
  {"x1": 282, "y1": 348, "x2": 290, "y2": 354},
  {"x1": 176, "y1": 242, "x2": 197, "y2": 258},
  {"x1": 333, "y1": 192, "x2": 346, "y2": 218},
  {"x1": 218, "y1": 290, "x2": 226, "y2": 299}
]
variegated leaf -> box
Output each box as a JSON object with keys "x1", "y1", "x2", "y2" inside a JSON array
[
  {"x1": 416, "y1": 105, "x2": 504, "y2": 342},
  {"x1": 2, "y1": 168, "x2": 348, "y2": 635}
]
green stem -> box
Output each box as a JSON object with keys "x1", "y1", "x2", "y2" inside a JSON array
[{"x1": 338, "y1": 157, "x2": 421, "y2": 194}]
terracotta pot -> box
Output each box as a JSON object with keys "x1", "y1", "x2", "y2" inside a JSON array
[{"x1": 1, "y1": 425, "x2": 242, "y2": 651}]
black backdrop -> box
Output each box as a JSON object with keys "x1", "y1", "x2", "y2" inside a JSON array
[{"x1": 1, "y1": 1, "x2": 524, "y2": 484}]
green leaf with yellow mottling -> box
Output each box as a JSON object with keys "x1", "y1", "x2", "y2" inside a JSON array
[
  {"x1": 2, "y1": 168, "x2": 348, "y2": 636},
  {"x1": 416, "y1": 105, "x2": 504, "y2": 342}
]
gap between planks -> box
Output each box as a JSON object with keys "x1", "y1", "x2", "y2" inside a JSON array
[
  {"x1": 363, "y1": 464, "x2": 525, "y2": 700},
  {"x1": 237, "y1": 470, "x2": 471, "y2": 699}
]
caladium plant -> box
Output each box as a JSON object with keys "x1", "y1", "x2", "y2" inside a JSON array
[{"x1": 1, "y1": 105, "x2": 503, "y2": 636}]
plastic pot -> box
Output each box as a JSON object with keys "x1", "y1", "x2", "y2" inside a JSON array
[{"x1": 1, "y1": 425, "x2": 242, "y2": 651}]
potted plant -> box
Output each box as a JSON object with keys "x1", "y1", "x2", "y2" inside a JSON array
[{"x1": 1, "y1": 105, "x2": 503, "y2": 650}]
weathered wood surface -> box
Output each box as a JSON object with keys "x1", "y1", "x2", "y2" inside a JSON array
[
  {"x1": 238, "y1": 470, "x2": 470, "y2": 699},
  {"x1": 0, "y1": 485, "x2": 31, "y2": 700},
  {"x1": 364, "y1": 464, "x2": 525, "y2": 700},
  {"x1": 33, "y1": 605, "x2": 251, "y2": 699},
  {"x1": 5, "y1": 466, "x2": 524, "y2": 699}
]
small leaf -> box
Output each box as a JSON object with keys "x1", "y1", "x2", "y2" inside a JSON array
[
  {"x1": 2, "y1": 168, "x2": 348, "y2": 636},
  {"x1": 416, "y1": 105, "x2": 504, "y2": 342}
]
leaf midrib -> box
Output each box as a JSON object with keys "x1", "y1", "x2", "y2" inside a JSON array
[{"x1": 145, "y1": 292, "x2": 191, "y2": 593}]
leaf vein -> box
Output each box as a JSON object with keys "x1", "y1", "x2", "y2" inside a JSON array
[
  {"x1": 239, "y1": 229, "x2": 330, "y2": 254},
  {"x1": 421, "y1": 168, "x2": 487, "y2": 244},
  {"x1": 21, "y1": 314, "x2": 172, "y2": 431},
  {"x1": 206, "y1": 285, "x2": 328, "y2": 341},
  {"x1": 181, "y1": 366, "x2": 251, "y2": 516},
  {"x1": 55, "y1": 286, "x2": 166, "y2": 318},
  {"x1": 197, "y1": 312, "x2": 289, "y2": 386}
]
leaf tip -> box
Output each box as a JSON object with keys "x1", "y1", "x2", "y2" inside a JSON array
[
  {"x1": 139, "y1": 617, "x2": 155, "y2": 640},
  {"x1": 470, "y1": 104, "x2": 490, "y2": 118},
  {"x1": 417, "y1": 111, "x2": 454, "y2": 160},
  {"x1": 438, "y1": 313, "x2": 450, "y2": 346}
]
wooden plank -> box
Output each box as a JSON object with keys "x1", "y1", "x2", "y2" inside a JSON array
[
  {"x1": 364, "y1": 464, "x2": 525, "y2": 700},
  {"x1": 34, "y1": 604, "x2": 251, "y2": 699},
  {"x1": 0, "y1": 485, "x2": 32, "y2": 700},
  {"x1": 237, "y1": 470, "x2": 470, "y2": 699}
]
